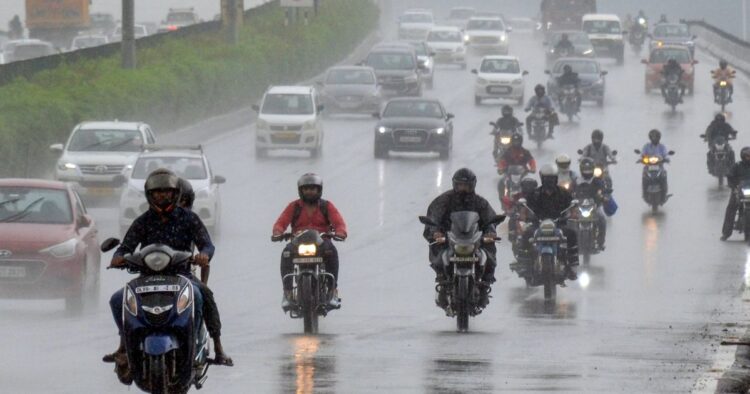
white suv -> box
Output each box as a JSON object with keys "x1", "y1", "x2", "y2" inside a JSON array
[
  {"x1": 118, "y1": 145, "x2": 225, "y2": 236},
  {"x1": 463, "y1": 17, "x2": 511, "y2": 55},
  {"x1": 51, "y1": 121, "x2": 157, "y2": 198},
  {"x1": 425, "y1": 26, "x2": 467, "y2": 69},
  {"x1": 398, "y1": 9, "x2": 435, "y2": 41},
  {"x1": 253, "y1": 86, "x2": 325, "y2": 158}
]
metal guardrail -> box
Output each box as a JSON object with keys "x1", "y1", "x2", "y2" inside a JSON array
[
  {"x1": 684, "y1": 20, "x2": 750, "y2": 50},
  {"x1": 685, "y1": 19, "x2": 750, "y2": 76},
  {"x1": 0, "y1": 0, "x2": 279, "y2": 86}
]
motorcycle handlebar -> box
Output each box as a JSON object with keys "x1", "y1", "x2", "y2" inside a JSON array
[{"x1": 272, "y1": 232, "x2": 344, "y2": 242}]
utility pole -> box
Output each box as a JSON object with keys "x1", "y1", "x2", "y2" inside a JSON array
[
  {"x1": 122, "y1": 0, "x2": 136, "y2": 69},
  {"x1": 222, "y1": 0, "x2": 244, "y2": 44},
  {"x1": 744, "y1": 0, "x2": 748, "y2": 41}
]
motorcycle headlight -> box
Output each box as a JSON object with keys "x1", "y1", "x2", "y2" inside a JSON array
[
  {"x1": 656, "y1": 41, "x2": 664, "y2": 47},
  {"x1": 40, "y1": 238, "x2": 78, "y2": 259},
  {"x1": 144, "y1": 251, "x2": 171, "y2": 272},
  {"x1": 720, "y1": 80, "x2": 728, "y2": 87},
  {"x1": 742, "y1": 188, "x2": 750, "y2": 197},
  {"x1": 433, "y1": 127, "x2": 445, "y2": 135},
  {"x1": 58, "y1": 162, "x2": 77, "y2": 171},
  {"x1": 454, "y1": 243, "x2": 475, "y2": 255},
  {"x1": 176, "y1": 285, "x2": 193, "y2": 314},
  {"x1": 638, "y1": 18, "x2": 646, "y2": 25},
  {"x1": 298, "y1": 243, "x2": 317, "y2": 256},
  {"x1": 560, "y1": 182, "x2": 571, "y2": 190},
  {"x1": 648, "y1": 156, "x2": 660, "y2": 164},
  {"x1": 500, "y1": 137, "x2": 511, "y2": 144},
  {"x1": 580, "y1": 208, "x2": 593, "y2": 218},
  {"x1": 124, "y1": 286, "x2": 137, "y2": 316},
  {"x1": 593, "y1": 167, "x2": 603, "y2": 177}
]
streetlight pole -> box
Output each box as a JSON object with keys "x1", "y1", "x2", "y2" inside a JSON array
[
  {"x1": 744, "y1": 0, "x2": 748, "y2": 40},
  {"x1": 122, "y1": 0, "x2": 136, "y2": 69}
]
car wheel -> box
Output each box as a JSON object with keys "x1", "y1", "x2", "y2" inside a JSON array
[
  {"x1": 65, "y1": 260, "x2": 88, "y2": 315},
  {"x1": 474, "y1": 95, "x2": 482, "y2": 106},
  {"x1": 438, "y1": 145, "x2": 450, "y2": 160},
  {"x1": 310, "y1": 145, "x2": 321, "y2": 159},
  {"x1": 644, "y1": 82, "x2": 650, "y2": 94},
  {"x1": 374, "y1": 144, "x2": 387, "y2": 159},
  {"x1": 255, "y1": 146, "x2": 267, "y2": 159},
  {"x1": 597, "y1": 98, "x2": 604, "y2": 107}
]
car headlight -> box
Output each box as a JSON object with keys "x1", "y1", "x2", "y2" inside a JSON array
[
  {"x1": 302, "y1": 120, "x2": 316, "y2": 130},
  {"x1": 298, "y1": 243, "x2": 317, "y2": 256},
  {"x1": 58, "y1": 162, "x2": 77, "y2": 171},
  {"x1": 176, "y1": 284, "x2": 193, "y2": 314},
  {"x1": 433, "y1": 127, "x2": 445, "y2": 135},
  {"x1": 423, "y1": 58, "x2": 431, "y2": 67},
  {"x1": 454, "y1": 243, "x2": 475, "y2": 255},
  {"x1": 40, "y1": 238, "x2": 78, "y2": 259},
  {"x1": 512, "y1": 78, "x2": 523, "y2": 85},
  {"x1": 463, "y1": 34, "x2": 470, "y2": 42},
  {"x1": 144, "y1": 251, "x2": 171, "y2": 272},
  {"x1": 500, "y1": 34, "x2": 507, "y2": 42},
  {"x1": 124, "y1": 286, "x2": 137, "y2": 316},
  {"x1": 583, "y1": 49, "x2": 593, "y2": 55},
  {"x1": 595, "y1": 78, "x2": 605, "y2": 85},
  {"x1": 377, "y1": 126, "x2": 391, "y2": 134}
]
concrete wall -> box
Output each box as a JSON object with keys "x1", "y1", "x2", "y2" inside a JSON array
[{"x1": 689, "y1": 21, "x2": 750, "y2": 76}]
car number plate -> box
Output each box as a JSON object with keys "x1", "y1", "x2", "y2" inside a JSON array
[
  {"x1": 275, "y1": 132, "x2": 297, "y2": 140},
  {"x1": 87, "y1": 187, "x2": 114, "y2": 196},
  {"x1": 488, "y1": 86, "x2": 511, "y2": 94},
  {"x1": 135, "y1": 285, "x2": 181, "y2": 294},
  {"x1": 0, "y1": 266, "x2": 26, "y2": 278},
  {"x1": 399, "y1": 136, "x2": 423, "y2": 143},
  {"x1": 293, "y1": 257, "x2": 324, "y2": 264}
]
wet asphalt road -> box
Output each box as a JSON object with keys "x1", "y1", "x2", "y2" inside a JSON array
[{"x1": 3, "y1": 2, "x2": 750, "y2": 393}]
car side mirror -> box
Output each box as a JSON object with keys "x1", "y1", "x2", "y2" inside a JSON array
[
  {"x1": 418, "y1": 215, "x2": 438, "y2": 226},
  {"x1": 251, "y1": 104, "x2": 260, "y2": 112},
  {"x1": 600, "y1": 70, "x2": 608, "y2": 76},
  {"x1": 692, "y1": 35, "x2": 697, "y2": 40},
  {"x1": 50, "y1": 143, "x2": 64, "y2": 153},
  {"x1": 77, "y1": 214, "x2": 91, "y2": 229},
  {"x1": 668, "y1": 150, "x2": 675, "y2": 156},
  {"x1": 213, "y1": 175, "x2": 226, "y2": 184},
  {"x1": 317, "y1": 104, "x2": 325, "y2": 113},
  {"x1": 372, "y1": 112, "x2": 381, "y2": 119},
  {"x1": 100, "y1": 238, "x2": 121, "y2": 252},
  {"x1": 621, "y1": 30, "x2": 628, "y2": 35},
  {"x1": 692, "y1": 60, "x2": 699, "y2": 65},
  {"x1": 446, "y1": 113, "x2": 455, "y2": 120},
  {"x1": 522, "y1": 70, "x2": 529, "y2": 76},
  {"x1": 577, "y1": 149, "x2": 584, "y2": 155},
  {"x1": 612, "y1": 150, "x2": 618, "y2": 155},
  {"x1": 634, "y1": 149, "x2": 642, "y2": 155},
  {"x1": 641, "y1": 59, "x2": 649, "y2": 64},
  {"x1": 471, "y1": 69, "x2": 478, "y2": 74},
  {"x1": 113, "y1": 175, "x2": 127, "y2": 187},
  {"x1": 429, "y1": 52, "x2": 436, "y2": 57}
]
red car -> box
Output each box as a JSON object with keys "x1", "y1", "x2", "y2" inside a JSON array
[
  {"x1": 0, "y1": 179, "x2": 100, "y2": 312},
  {"x1": 642, "y1": 45, "x2": 698, "y2": 94}
]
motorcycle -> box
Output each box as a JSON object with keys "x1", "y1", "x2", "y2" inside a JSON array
[
  {"x1": 274, "y1": 230, "x2": 343, "y2": 334},
  {"x1": 419, "y1": 212, "x2": 504, "y2": 332},
  {"x1": 733, "y1": 180, "x2": 750, "y2": 244},
  {"x1": 577, "y1": 149, "x2": 618, "y2": 191},
  {"x1": 497, "y1": 165, "x2": 528, "y2": 202},
  {"x1": 558, "y1": 84, "x2": 579, "y2": 122},
  {"x1": 629, "y1": 21, "x2": 647, "y2": 53},
  {"x1": 635, "y1": 149, "x2": 675, "y2": 212},
  {"x1": 528, "y1": 107, "x2": 550, "y2": 148},
  {"x1": 568, "y1": 196, "x2": 602, "y2": 262},
  {"x1": 489, "y1": 121, "x2": 521, "y2": 162},
  {"x1": 714, "y1": 79, "x2": 732, "y2": 112},
  {"x1": 513, "y1": 199, "x2": 577, "y2": 300},
  {"x1": 101, "y1": 239, "x2": 210, "y2": 394},
  {"x1": 662, "y1": 73, "x2": 682, "y2": 112},
  {"x1": 701, "y1": 134, "x2": 735, "y2": 186}
]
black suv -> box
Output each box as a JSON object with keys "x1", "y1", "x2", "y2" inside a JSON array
[
  {"x1": 365, "y1": 43, "x2": 424, "y2": 97},
  {"x1": 373, "y1": 98, "x2": 453, "y2": 159}
]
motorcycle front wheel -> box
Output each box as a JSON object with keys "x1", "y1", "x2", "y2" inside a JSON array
[
  {"x1": 542, "y1": 255, "x2": 556, "y2": 300},
  {"x1": 301, "y1": 275, "x2": 319, "y2": 334},
  {"x1": 456, "y1": 276, "x2": 470, "y2": 332}
]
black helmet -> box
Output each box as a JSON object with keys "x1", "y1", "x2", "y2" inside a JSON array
[
  {"x1": 555, "y1": 154, "x2": 571, "y2": 170},
  {"x1": 720, "y1": 59, "x2": 728, "y2": 69},
  {"x1": 521, "y1": 177, "x2": 538, "y2": 195},
  {"x1": 501, "y1": 105, "x2": 513, "y2": 117},
  {"x1": 297, "y1": 173, "x2": 323, "y2": 203},
  {"x1": 648, "y1": 129, "x2": 662, "y2": 144},
  {"x1": 511, "y1": 133, "x2": 523, "y2": 147},
  {"x1": 563, "y1": 64, "x2": 572, "y2": 73},
  {"x1": 667, "y1": 58, "x2": 678, "y2": 67},
  {"x1": 579, "y1": 157, "x2": 595, "y2": 179},
  {"x1": 178, "y1": 177, "x2": 195, "y2": 210},
  {"x1": 452, "y1": 168, "x2": 477, "y2": 194},
  {"x1": 144, "y1": 168, "x2": 181, "y2": 214},
  {"x1": 539, "y1": 164, "x2": 558, "y2": 189},
  {"x1": 534, "y1": 84, "x2": 545, "y2": 96},
  {"x1": 742, "y1": 147, "x2": 750, "y2": 164},
  {"x1": 714, "y1": 113, "x2": 726, "y2": 123},
  {"x1": 591, "y1": 129, "x2": 604, "y2": 142}
]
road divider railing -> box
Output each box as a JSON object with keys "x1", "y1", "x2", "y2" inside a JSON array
[{"x1": 686, "y1": 20, "x2": 750, "y2": 76}]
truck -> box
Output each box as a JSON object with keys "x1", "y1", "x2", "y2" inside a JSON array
[
  {"x1": 540, "y1": 0, "x2": 596, "y2": 34},
  {"x1": 26, "y1": 0, "x2": 91, "y2": 48}
]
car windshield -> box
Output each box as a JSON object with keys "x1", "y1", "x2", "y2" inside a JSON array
[
  {"x1": 583, "y1": 20, "x2": 621, "y2": 34},
  {"x1": 68, "y1": 129, "x2": 144, "y2": 152},
  {"x1": 554, "y1": 60, "x2": 599, "y2": 74},
  {"x1": 653, "y1": 25, "x2": 689, "y2": 38},
  {"x1": 0, "y1": 187, "x2": 72, "y2": 224},
  {"x1": 12, "y1": 44, "x2": 54, "y2": 60},
  {"x1": 426, "y1": 30, "x2": 462, "y2": 43},
  {"x1": 366, "y1": 52, "x2": 415, "y2": 70},
  {"x1": 261, "y1": 93, "x2": 314, "y2": 115},
  {"x1": 383, "y1": 101, "x2": 443, "y2": 118},
  {"x1": 449, "y1": 9, "x2": 474, "y2": 20},
  {"x1": 73, "y1": 36, "x2": 106, "y2": 48},
  {"x1": 650, "y1": 48, "x2": 691, "y2": 64},
  {"x1": 551, "y1": 32, "x2": 590, "y2": 45},
  {"x1": 326, "y1": 69, "x2": 375, "y2": 85},
  {"x1": 466, "y1": 19, "x2": 505, "y2": 31},
  {"x1": 401, "y1": 13, "x2": 432, "y2": 23},
  {"x1": 167, "y1": 12, "x2": 195, "y2": 23},
  {"x1": 480, "y1": 58, "x2": 520, "y2": 73},
  {"x1": 132, "y1": 157, "x2": 207, "y2": 180}
]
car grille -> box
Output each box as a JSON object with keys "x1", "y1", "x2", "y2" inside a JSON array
[
  {"x1": 471, "y1": 36, "x2": 499, "y2": 44},
  {"x1": 78, "y1": 164, "x2": 125, "y2": 175},
  {"x1": 270, "y1": 125, "x2": 303, "y2": 132},
  {"x1": 270, "y1": 134, "x2": 302, "y2": 144},
  {"x1": 0, "y1": 260, "x2": 46, "y2": 283},
  {"x1": 394, "y1": 129, "x2": 429, "y2": 145}
]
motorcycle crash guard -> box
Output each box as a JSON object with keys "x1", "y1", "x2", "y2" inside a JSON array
[{"x1": 144, "y1": 334, "x2": 180, "y2": 356}]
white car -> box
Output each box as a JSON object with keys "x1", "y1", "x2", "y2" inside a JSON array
[
  {"x1": 582, "y1": 14, "x2": 625, "y2": 64},
  {"x1": 118, "y1": 145, "x2": 225, "y2": 236},
  {"x1": 463, "y1": 17, "x2": 511, "y2": 55},
  {"x1": 70, "y1": 34, "x2": 109, "y2": 50},
  {"x1": 425, "y1": 26, "x2": 467, "y2": 69},
  {"x1": 50, "y1": 121, "x2": 157, "y2": 199},
  {"x1": 472, "y1": 56, "x2": 528, "y2": 105},
  {"x1": 253, "y1": 86, "x2": 325, "y2": 158},
  {"x1": 110, "y1": 24, "x2": 148, "y2": 42},
  {"x1": 397, "y1": 9, "x2": 435, "y2": 41}
]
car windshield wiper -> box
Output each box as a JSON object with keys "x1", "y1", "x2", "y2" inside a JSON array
[
  {"x1": 0, "y1": 197, "x2": 44, "y2": 223},
  {"x1": 108, "y1": 137, "x2": 138, "y2": 149},
  {"x1": 0, "y1": 198, "x2": 21, "y2": 207}
]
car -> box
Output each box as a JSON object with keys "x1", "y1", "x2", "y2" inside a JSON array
[
  {"x1": 508, "y1": 17, "x2": 537, "y2": 34},
  {"x1": 649, "y1": 23, "x2": 696, "y2": 57},
  {"x1": 545, "y1": 30, "x2": 595, "y2": 65},
  {"x1": 110, "y1": 24, "x2": 148, "y2": 42},
  {"x1": 253, "y1": 85, "x2": 325, "y2": 158},
  {"x1": 373, "y1": 98, "x2": 454, "y2": 159},
  {"x1": 90, "y1": 13, "x2": 117, "y2": 36},
  {"x1": 545, "y1": 57, "x2": 608, "y2": 106},
  {"x1": 582, "y1": 14, "x2": 625, "y2": 64},
  {"x1": 463, "y1": 17, "x2": 511, "y2": 55},
  {"x1": 472, "y1": 56, "x2": 528, "y2": 105},
  {"x1": 642, "y1": 45, "x2": 697, "y2": 94},
  {"x1": 425, "y1": 26, "x2": 467, "y2": 69},
  {"x1": 50, "y1": 121, "x2": 158, "y2": 199},
  {"x1": 2, "y1": 39, "x2": 56, "y2": 62},
  {"x1": 0, "y1": 179, "x2": 100, "y2": 312},
  {"x1": 319, "y1": 66, "x2": 381, "y2": 115},
  {"x1": 118, "y1": 145, "x2": 226, "y2": 237},
  {"x1": 408, "y1": 41, "x2": 435, "y2": 89},
  {"x1": 69, "y1": 34, "x2": 109, "y2": 50},
  {"x1": 159, "y1": 7, "x2": 201, "y2": 33},
  {"x1": 445, "y1": 7, "x2": 476, "y2": 28},
  {"x1": 397, "y1": 9, "x2": 435, "y2": 41},
  {"x1": 364, "y1": 43, "x2": 423, "y2": 97}
]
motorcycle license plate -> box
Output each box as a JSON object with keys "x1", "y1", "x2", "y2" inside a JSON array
[
  {"x1": 293, "y1": 257, "x2": 324, "y2": 264},
  {"x1": 0, "y1": 266, "x2": 25, "y2": 278},
  {"x1": 647, "y1": 165, "x2": 660, "y2": 171},
  {"x1": 534, "y1": 237, "x2": 560, "y2": 242},
  {"x1": 135, "y1": 285, "x2": 181, "y2": 294},
  {"x1": 399, "y1": 136, "x2": 423, "y2": 143},
  {"x1": 647, "y1": 185, "x2": 661, "y2": 193},
  {"x1": 449, "y1": 256, "x2": 478, "y2": 262}
]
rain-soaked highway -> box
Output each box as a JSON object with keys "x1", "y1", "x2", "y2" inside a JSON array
[{"x1": 2, "y1": 2, "x2": 750, "y2": 393}]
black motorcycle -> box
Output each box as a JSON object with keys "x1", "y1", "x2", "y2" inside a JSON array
[
  {"x1": 577, "y1": 149, "x2": 618, "y2": 191},
  {"x1": 701, "y1": 134, "x2": 735, "y2": 186},
  {"x1": 558, "y1": 84, "x2": 579, "y2": 122},
  {"x1": 662, "y1": 73, "x2": 682, "y2": 112},
  {"x1": 733, "y1": 180, "x2": 750, "y2": 244},
  {"x1": 419, "y1": 212, "x2": 504, "y2": 332},
  {"x1": 489, "y1": 121, "x2": 521, "y2": 162},
  {"x1": 274, "y1": 230, "x2": 343, "y2": 334},
  {"x1": 635, "y1": 149, "x2": 675, "y2": 212},
  {"x1": 528, "y1": 107, "x2": 550, "y2": 148},
  {"x1": 629, "y1": 21, "x2": 647, "y2": 53}
]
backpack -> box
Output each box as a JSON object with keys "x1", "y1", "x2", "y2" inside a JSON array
[{"x1": 291, "y1": 199, "x2": 331, "y2": 229}]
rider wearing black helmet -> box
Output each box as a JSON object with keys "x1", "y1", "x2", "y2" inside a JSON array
[
  {"x1": 424, "y1": 168, "x2": 500, "y2": 306},
  {"x1": 704, "y1": 114, "x2": 738, "y2": 169},
  {"x1": 575, "y1": 158, "x2": 609, "y2": 249},
  {"x1": 524, "y1": 84, "x2": 558, "y2": 138},
  {"x1": 712, "y1": 60, "x2": 736, "y2": 102},
  {"x1": 661, "y1": 57, "x2": 686, "y2": 100},
  {"x1": 178, "y1": 177, "x2": 195, "y2": 210},
  {"x1": 722, "y1": 148, "x2": 750, "y2": 240},
  {"x1": 554, "y1": 33, "x2": 575, "y2": 55},
  {"x1": 496, "y1": 105, "x2": 523, "y2": 133},
  {"x1": 556, "y1": 64, "x2": 582, "y2": 111}
]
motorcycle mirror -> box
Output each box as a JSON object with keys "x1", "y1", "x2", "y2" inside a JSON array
[
  {"x1": 571, "y1": 199, "x2": 579, "y2": 206},
  {"x1": 518, "y1": 198, "x2": 527, "y2": 205},
  {"x1": 634, "y1": 149, "x2": 642, "y2": 154},
  {"x1": 612, "y1": 150, "x2": 618, "y2": 155},
  {"x1": 692, "y1": 60, "x2": 699, "y2": 65},
  {"x1": 100, "y1": 238, "x2": 121, "y2": 252},
  {"x1": 601, "y1": 70, "x2": 608, "y2": 76},
  {"x1": 668, "y1": 150, "x2": 675, "y2": 155},
  {"x1": 522, "y1": 70, "x2": 529, "y2": 76},
  {"x1": 489, "y1": 122, "x2": 497, "y2": 127},
  {"x1": 418, "y1": 216, "x2": 438, "y2": 226},
  {"x1": 544, "y1": 70, "x2": 550, "y2": 74},
  {"x1": 577, "y1": 149, "x2": 583, "y2": 155},
  {"x1": 692, "y1": 35, "x2": 697, "y2": 40},
  {"x1": 699, "y1": 134, "x2": 706, "y2": 138},
  {"x1": 471, "y1": 69, "x2": 478, "y2": 74}
]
